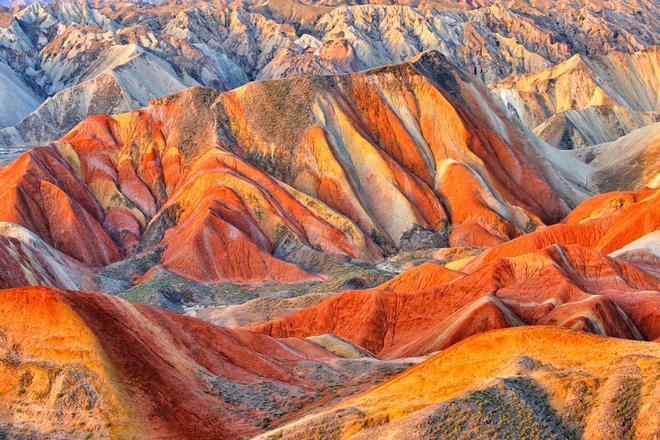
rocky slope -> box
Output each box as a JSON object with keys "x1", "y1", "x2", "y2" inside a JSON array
[
  {"x1": 464, "y1": 187, "x2": 660, "y2": 269},
  {"x1": 0, "y1": 0, "x2": 657, "y2": 154},
  {"x1": 0, "y1": 221, "x2": 102, "y2": 290},
  {"x1": 0, "y1": 44, "x2": 198, "y2": 154},
  {"x1": 256, "y1": 327, "x2": 660, "y2": 439},
  {"x1": 492, "y1": 47, "x2": 659, "y2": 149},
  {"x1": 0, "y1": 60, "x2": 40, "y2": 127},
  {"x1": 571, "y1": 121, "x2": 660, "y2": 191},
  {"x1": 0, "y1": 51, "x2": 590, "y2": 292},
  {"x1": 249, "y1": 187, "x2": 660, "y2": 357},
  {"x1": 0, "y1": 286, "x2": 418, "y2": 439}
]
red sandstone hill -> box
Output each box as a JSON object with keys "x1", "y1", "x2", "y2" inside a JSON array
[
  {"x1": 0, "y1": 286, "x2": 415, "y2": 439},
  {"x1": 248, "y1": 188, "x2": 660, "y2": 358},
  {"x1": 463, "y1": 187, "x2": 660, "y2": 272},
  {"x1": 0, "y1": 51, "x2": 589, "y2": 288}
]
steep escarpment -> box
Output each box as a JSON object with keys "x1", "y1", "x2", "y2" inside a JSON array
[{"x1": 220, "y1": 51, "x2": 588, "y2": 243}]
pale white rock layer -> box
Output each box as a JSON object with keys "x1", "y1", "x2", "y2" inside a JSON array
[
  {"x1": 570, "y1": 121, "x2": 660, "y2": 192},
  {"x1": 0, "y1": 61, "x2": 40, "y2": 127},
  {"x1": 492, "y1": 48, "x2": 660, "y2": 149}
]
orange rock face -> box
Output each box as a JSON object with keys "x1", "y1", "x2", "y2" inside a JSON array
[
  {"x1": 155, "y1": 198, "x2": 320, "y2": 283},
  {"x1": 0, "y1": 286, "x2": 412, "y2": 439},
  {"x1": 0, "y1": 147, "x2": 120, "y2": 267},
  {"x1": 0, "y1": 51, "x2": 589, "y2": 287},
  {"x1": 257, "y1": 327, "x2": 660, "y2": 439},
  {"x1": 249, "y1": 188, "x2": 659, "y2": 357},
  {"x1": 377, "y1": 262, "x2": 463, "y2": 292},
  {"x1": 464, "y1": 187, "x2": 660, "y2": 271}
]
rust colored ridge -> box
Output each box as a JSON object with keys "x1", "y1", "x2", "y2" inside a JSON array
[
  {"x1": 153, "y1": 195, "x2": 322, "y2": 283},
  {"x1": 256, "y1": 327, "x2": 660, "y2": 440},
  {"x1": 155, "y1": 148, "x2": 383, "y2": 263},
  {"x1": 0, "y1": 90, "x2": 381, "y2": 283},
  {"x1": 0, "y1": 222, "x2": 99, "y2": 290},
  {"x1": 248, "y1": 243, "x2": 659, "y2": 358},
  {"x1": 563, "y1": 187, "x2": 657, "y2": 224},
  {"x1": 219, "y1": 50, "x2": 586, "y2": 248},
  {"x1": 0, "y1": 286, "x2": 413, "y2": 439},
  {"x1": 0, "y1": 145, "x2": 120, "y2": 267},
  {"x1": 464, "y1": 187, "x2": 660, "y2": 272},
  {"x1": 377, "y1": 262, "x2": 463, "y2": 291}
]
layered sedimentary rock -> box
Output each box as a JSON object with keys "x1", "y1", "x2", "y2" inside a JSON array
[
  {"x1": 466, "y1": 187, "x2": 660, "y2": 269},
  {"x1": 249, "y1": 188, "x2": 660, "y2": 358},
  {"x1": 0, "y1": 1, "x2": 657, "y2": 438},
  {"x1": 610, "y1": 231, "x2": 660, "y2": 278},
  {"x1": 0, "y1": 222, "x2": 100, "y2": 290},
  {"x1": 256, "y1": 327, "x2": 660, "y2": 440},
  {"x1": 0, "y1": 286, "x2": 417, "y2": 439},
  {"x1": 261, "y1": 0, "x2": 658, "y2": 84},
  {"x1": 0, "y1": 45, "x2": 198, "y2": 153},
  {"x1": 0, "y1": 51, "x2": 589, "y2": 287},
  {"x1": 1, "y1": 0, "x2": 657, "y2": 152},
  {"x1": 250, "y1": 242, "x2": 659, "y2": 358},
  {"x1": 0, "y1": 145, "x2": 121, "y2": 268},
  {"x1": 492, "y1": 47, "x2": 659, "y2": 149}
]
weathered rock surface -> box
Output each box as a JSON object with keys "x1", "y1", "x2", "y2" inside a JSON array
[
  {"x1": 0, "y1": 45, "x2": 198, "y2": 154},
  {"x1": 492, "y1": 47, "x2": 659, "y2": 149},
  {"x1": 467, "y1": 187, "x2": 660, "y2": 269},
  {"x1": 189, "y1": 292, "x2": 336, "y2": 328},
  {"x1": 0, "y1": 286, "x2": 419, "y2": 439},
  {"x1": 250, "y1": 242, "x2": 659, "y2": 358},
  {"x1": 1, "y1": 0, "x2": 657, "y2": 152},
  {"x1": 256, "y1": 327, "x2": 660, "y2": 440},
  {"x1": 249, "y1": 188, "x2": 659, "y2": 358},
  {"x1": 0, "y1": 2, "x2": 657, "y2": 438},
  {"x1": 571, "y1": 121, "x2": 660, "y2": 192},
  {"x1": 0, "y1": 52, "x2": 590, "y2": 288}
]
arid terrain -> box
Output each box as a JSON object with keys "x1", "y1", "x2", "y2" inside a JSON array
[{"x1": 0, "y1": 0, "x2": 658, "y2": 439}]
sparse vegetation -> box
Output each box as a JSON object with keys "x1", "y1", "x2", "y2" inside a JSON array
[
  {"x1": 611, "y1": 377, "x2": 642, "y2": 439},
  {"x1": 420, "y1": 377, "x2": 572, "y2": 439}
]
